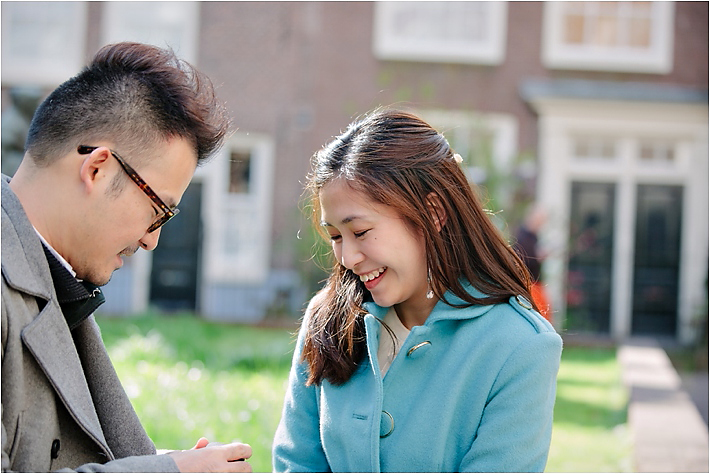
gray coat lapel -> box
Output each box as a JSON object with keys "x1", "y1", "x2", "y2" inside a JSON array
[
  {"x1": 20, "y1": 307, "x2": 112, "y2": 455},
  {"x1": 2, "y1": 177, "x2": 112, "y2": 457},
  {"x1": 73, "y1": 318, "x2": 156, "y2": 458}
]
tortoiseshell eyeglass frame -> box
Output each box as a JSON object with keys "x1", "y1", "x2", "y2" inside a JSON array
[{"x1": 77, "y1": 145, "x2": 180, "y2": 233}]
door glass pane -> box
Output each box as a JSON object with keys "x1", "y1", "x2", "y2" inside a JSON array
[
  {"x1": 229, "y1": 150, "x2": 252, "y2": 194},
  {"x1": 632, "y1": 185, "x2": 682, "y2": 335},
  {"x1": 567, "y1": 182, "x2": 616, "y2": 333}
]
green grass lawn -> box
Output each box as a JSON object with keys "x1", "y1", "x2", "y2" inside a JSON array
[
  {"x1": 97, "y1": 312, "x2": 296, "y2": 473},
  {"x1": 546, "y1": 346, "x2": 633, "y2": 472},
  {"x1": 96, "y1": 312, "x2": 632, "y2": 472}
]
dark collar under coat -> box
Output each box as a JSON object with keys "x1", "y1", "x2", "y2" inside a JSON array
[{"x1": 40, "y1": 244, "x2": 105, "y2": 330}]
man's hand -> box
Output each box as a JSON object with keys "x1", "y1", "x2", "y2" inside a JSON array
[{"x1": 168, "y1": 439, "x2": 252, "y2": 472}]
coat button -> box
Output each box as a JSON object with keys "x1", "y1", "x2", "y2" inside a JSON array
[
  {"x1": 51, "y1": 439, "x2": 60, "y2": 459},
  {"x1": 380, "y1": 410, "x2": 394, "y2": 438},
  {"x1": 406, "y1": 341, "x2": 431, "y2": 358}
]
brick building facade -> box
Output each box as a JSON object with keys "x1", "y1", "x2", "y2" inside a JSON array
[{"x1": 2, "y1": 2, "x2": 707, "y2": 342}]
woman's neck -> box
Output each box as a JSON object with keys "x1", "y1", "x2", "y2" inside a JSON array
[{"x1": 394, "y1": 296, "x2": 438, "y2": 329}]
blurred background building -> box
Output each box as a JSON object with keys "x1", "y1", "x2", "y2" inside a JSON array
[{"x1": 2, "y1": 1, "x2": 707, "y2": 345}]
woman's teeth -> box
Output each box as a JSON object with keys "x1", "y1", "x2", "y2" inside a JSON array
[{"x1": 360, "y1": 267, "x2": 386, "y2": 282}]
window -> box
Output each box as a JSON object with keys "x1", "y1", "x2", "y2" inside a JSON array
[
  {"x1": 572, "y1": 136, "x2": 618, "y2": 162},
  {"x1": 1, "y1": 2, "x2": 88, "y2": 86},
  {"x1": 373, "y1": 2, "x2": 508, "y2": 65},
  {"x1": 101, "y1": 2, "x2": 200, "y2": 63},
  {"x1": 542, "y1": 2, "x2": 674, "y2": 73},
  {"x1": 200, "y1": 133, "x2": 274, "y2": 284},
  {"x1": 229, "y1": 150, "x2": 252, "y2": 194},
  {"x1": 220, "y1": 138, "x2": 271, "y2": 263},
  {"x1": 638, "y1": 140, "x2": 676, "y2": 165}
]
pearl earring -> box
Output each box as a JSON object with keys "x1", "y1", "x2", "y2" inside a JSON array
[{"x1": 426, "y1": 269, "x2": 434, "y2": 299}]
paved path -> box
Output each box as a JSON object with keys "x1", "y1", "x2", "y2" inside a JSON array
[
  {"x1": 681, "y1": 371, "x2": 709, "y2": 426},
  {"x1": 618, "y1": 338, "x2": 709, "y2": 472}
]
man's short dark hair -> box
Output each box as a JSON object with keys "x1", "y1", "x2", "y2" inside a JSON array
[{"x1": 26, "y1": 42, "x2": 231, "y2": 167}]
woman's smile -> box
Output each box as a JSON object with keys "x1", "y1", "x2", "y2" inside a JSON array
[{"x1": 359, "y1": 267, "x2": 387, "y2": 290}]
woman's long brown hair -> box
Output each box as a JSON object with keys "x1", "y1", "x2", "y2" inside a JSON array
[{"x1": 302, "y1": 109, "x2": 535, "y2": 386}]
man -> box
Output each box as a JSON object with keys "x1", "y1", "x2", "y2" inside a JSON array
[{"x1": 2, "y1": 42, "x2": 252, "y2": 472}]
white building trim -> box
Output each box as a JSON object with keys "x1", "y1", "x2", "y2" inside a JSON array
[{"x1": 530, "y1": 96, "x2": 707, "y2": 343}]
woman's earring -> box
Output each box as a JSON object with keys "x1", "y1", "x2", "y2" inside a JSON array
[{"x1": 426, "y1": 269, "x2": 434, "y2": 299}]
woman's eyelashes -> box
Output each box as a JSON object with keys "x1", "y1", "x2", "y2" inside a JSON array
[{"x1": 328, "y1": 229, "x2": 371, "y2": 242}]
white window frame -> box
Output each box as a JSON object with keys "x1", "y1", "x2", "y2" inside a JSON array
[
  {"x1": 198, "y1": 133, "x2": 275, "y2": 285},
  {"x1": 373, "y1": 2, "x2": 508, "y2": 65},
  {"x1": 542, "y1": 2, "x2": 674, "y2": 74},
  {"x1": 1, "y1": 2, "x2": 88, "y2": 86},
  {"x1": 101, "y1": 2, "x2": 200, "y2": 63}
]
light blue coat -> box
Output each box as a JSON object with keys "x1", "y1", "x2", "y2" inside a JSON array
[{"x1": 273, "y1": 285, "x2": 563, "y2": 472}]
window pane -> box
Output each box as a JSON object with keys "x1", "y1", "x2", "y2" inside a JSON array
[
  {"x1": 600, "y1": 141, "x2": 616, "y2": 159},
  {"x1": 567, "y1": 181, "x2": 616, "y2": 333},
  {"x1": 229, "y1": 151, "x2": 252, "y2": 194},
  {"x1": 1, "y1": 2, "x2": 87, "y2": 85},
  {"x1": 639, "y1": 144, "x2": 655, "y2": 161},
  {"x1": 572, "y1": 137, "x2": 617, "y2": 161},
  {"x1": 632, "y1": 184, "x2": 682, "y2": 335},
  {"x1": 543, "y1": 1, "x2": 673, "y2": 73},
  {"x1": 638, "y1": 140, "x2": 675, "y2": 164},
  {"x1": 629, "y1": 17, "x2": 651, "y2": 48},
  {"x1": 574, "y1": 139, "x2": 590, "y2": 158},
  {"x1": 597, "y1": 12, "x2": 619, "y2": 46},
  {"x1": 374, "y1": 1, "x2": 507, "y2": 64},
  {"x1": 599, "y1": 2, "x2": 619, "y2": 15},
  {"x1": 630, "y1": 2, "x2": 652, "y2": 14},
  {"x1": 564, "y1": 14, "x2": 586, "y2": 44}
]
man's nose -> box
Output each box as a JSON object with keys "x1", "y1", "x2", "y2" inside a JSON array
[{"x1": 139, "y1": 227, "x2": 161, "y2": 251}]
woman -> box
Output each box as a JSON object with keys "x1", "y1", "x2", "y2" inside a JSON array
[{"x1": 273, "y1": 109, "x2": 562, "y2": 472}]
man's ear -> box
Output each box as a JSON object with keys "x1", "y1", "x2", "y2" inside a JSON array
[
  {"x1": 426, "y1": 192, "x2": 448, "y2": 232},
  {"x1": 78, "y1": 147, "x2": 112, "y2": 194}
]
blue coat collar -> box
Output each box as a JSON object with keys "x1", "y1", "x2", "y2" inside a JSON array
[{"x1": 363, "y1": 281, "x2": 495, "y2": 325}]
